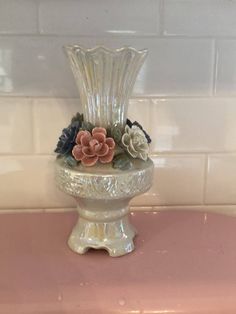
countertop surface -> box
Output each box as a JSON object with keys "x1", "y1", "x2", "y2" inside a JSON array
[{"x1": 0, "y1": 210, "x2": 236, "y2": 314}]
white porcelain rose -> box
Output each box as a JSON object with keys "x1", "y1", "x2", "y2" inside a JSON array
[{"x1": 121, "y1": 125, "x2": 149, "y2": 161}]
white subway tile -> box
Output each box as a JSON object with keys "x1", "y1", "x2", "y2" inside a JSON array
[
  {"x1": 121, "y1": 38, "x2": 214, "y2": 96},
  {"x1": 205, "y1": 154, "x2": 236, "y2": 205},
  {"x1": 33, "y1": 99, "x2": 80, "y2": 154},
  {"x1": 152, "y1": 205, "x2": 236, "y2": 216},
  {"x1": 0, "y1": 156, "x2": 76, "y2": 209},
  {"x1": 0, "y1": 0, "x2": 38, "y2": 34},
  {"x1": 0, "y1": 98, "x2": 33, "y2": 154},
  {"x1": 164, "y1": 0, "x2": 236, "y2": 36},
  {"x1": 33, "y1": 96, "x2": 236, "y2": 155},
  {"x1": 148, "y1": 98, "x2": 236, "y2": 153},
  {"x1": 21, "y1": 95, "x2": 221, "y2": 156},
  {"x1": 132, "y1": 155, "x2": 205, "y2": 206},
  {"x1": 128, "y1": 99, "x2": 152, "y2": 134},
  {"x1": 0, "y1": 155, "x2": 204, "y2": 209},
  {"x1": 35, "y1": 98, "x2": 151, "y2": 155},
  {"x1": 0, "y1": 36, "x2": 214, "y2": 97},
  {"x1": 39, "y1": 0, "x2": 160, "y2": 36},
  {"x1": 0, "y1": 36, "x2": 78, "y2": 97},
  {"x1": 215, "y1": 40, "x2": 236, "y2": 96}
]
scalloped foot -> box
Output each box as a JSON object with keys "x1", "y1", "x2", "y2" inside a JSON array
[
  {"x1": 107, "y1": 240, "x2": 135, "y2": 257},
  {"x1": 67, "y1": 215, "x2": 136, "y2": 257},
  {"x1": 68, "y1": 238, "x2": 135, "y2": 257}
]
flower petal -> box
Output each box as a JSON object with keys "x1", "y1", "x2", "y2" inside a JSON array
[
  {"x1": 81, "y1": 156, "x2": 98, "y2": 166},
  {"x1": 94, "y1": 143, "x2": 103, "y2": 153},
  {"x1": 131, "y1": 125, "x2": 144, "y2": 135},
  {"x1": 129, "y1": 139, "x2": 138, "y2": 153},
  {"x1": 82, "y1": 146, "x2": 96, "y2": 157},
  {"x1": 76, "y1": 130, "x2": 90, "y2": 145},
  {"x1": 138, "y1": 142, "x2": 149, "y2": 152},
  {"x1": 125, "y1": 125, "x2": 131, "y2": 134},
  {"x1": 81, "y1": 132, "x2": 92, "y2": 146},
  {"x1": 138, "y1": 151, "x2": 148, "y2": 161},
  {"x1": 92, "y1": 127, "x2": 107, "y2": 136},
  {"x1": 122, "y1": 133, "x2": 130, "y2": 147},
  {"x1": 93, "y1": 132, "x2": 106, "y2": 143},
  {"x1": 133, "y1": 121, "x2": 151, "y2": 143},
  {"x1": 72, "y1": 145, "x2": 84, "y2": 161},
  {"x1": 106, "y1": 137, "x2": 115, "y2": 149},
  {"x1": 89, "y1": 139, "x2": 99, "y2": 148},
  {"x1": 127, "y1": 146, "x2": 138, "y2": 158},
  {"x1": 99, "y1": 150, "x2": 114, "y2": 164},
  {"x1": 96, "y1": 143, "x2": 109, "y2": 157}
]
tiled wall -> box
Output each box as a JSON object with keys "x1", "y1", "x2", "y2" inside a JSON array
[{"x1": 1, "y1": 0, "x2": 236, "y2": 212}]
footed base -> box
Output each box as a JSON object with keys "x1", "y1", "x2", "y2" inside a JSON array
[
  {"x1": 68, "y1": 212, "x2": 136, "y2": 257},
  {"x1": 55, "y1": 157, "x2": 154, "y2": 257}
]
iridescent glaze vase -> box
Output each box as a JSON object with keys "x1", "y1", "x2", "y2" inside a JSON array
[
  {"x1": 55, "y1": 45, "x2": 154, "y2": 257},
  {"x1": 65, "y1": 45, "x2": 146, "y2": 128}
]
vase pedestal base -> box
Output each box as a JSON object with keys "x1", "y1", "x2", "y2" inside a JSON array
[
  {"x1": 68, "y1": 206, "x2": 136, "y2": 257},
  {"x1": 55, "y1": 158, "x2": 153, "y2": 257}
]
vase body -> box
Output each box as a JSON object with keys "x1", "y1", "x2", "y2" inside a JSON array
[
  {"x1": 55, "y1": 45, "x2": 153, "y2": 257},
  {"x1": 65, "y1": 45, "x2": 147, "y2": 127}
]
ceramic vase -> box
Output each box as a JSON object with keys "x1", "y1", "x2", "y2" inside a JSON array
[{"x1": 55, "y1": 45, "x2": 154, "y2": 257}]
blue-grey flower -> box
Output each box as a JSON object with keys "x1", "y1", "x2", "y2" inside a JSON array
[{"x1": 54, "y1": 121, "x2": 80, "y2": 156}]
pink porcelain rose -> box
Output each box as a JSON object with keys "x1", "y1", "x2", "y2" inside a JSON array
[{"x1": 72, "y1": 127, "x2": 115, "y2": 166}]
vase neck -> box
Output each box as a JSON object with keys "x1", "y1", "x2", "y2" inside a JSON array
[{"x1": 65, "y1": 45, "x2": 147, "y2": 128}]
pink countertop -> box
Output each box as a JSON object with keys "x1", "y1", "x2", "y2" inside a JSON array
[{"x1": 0, "y1": 210, "x2": 236, "y2": 314}]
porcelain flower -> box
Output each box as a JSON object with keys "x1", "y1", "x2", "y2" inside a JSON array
[
  {"x1": 126, "y1": 119, "x2": 151, "y2": 144},
  {"x1": 122, "y1": 125, "x2": 149, "y2": 161},
  {"x1": 54, "y1": 121, "x2": 80, "y2": 156},
  {"x1": 72, "y1": 127, "x2": 115, "y2": 166}
]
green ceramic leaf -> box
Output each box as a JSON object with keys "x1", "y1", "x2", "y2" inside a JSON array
[
  {"x1": 112, "y1": 153, "x2": 132, "y2": 170},
  {"x1": 111, "y1": 124, "x2": 123, "y2": 143},
  {"x1": 81, "y1": 121, "x2": 95, "y2": 132},
  {"x1": 64, "y1": 155, "x2": 78, "y2": 168},
  {"x1": 114, "y1": 145, "x2": 124, "y2": 156}
]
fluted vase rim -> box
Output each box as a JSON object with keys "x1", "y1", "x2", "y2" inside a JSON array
[
  {"x1": 64, "y1": 44, "x2": 148, "y2": 56},
  {"x1": 64, "y1": 43, "x2": 148, "y2": 128}
]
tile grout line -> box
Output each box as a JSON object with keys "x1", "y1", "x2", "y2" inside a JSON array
[
  {"x1": 202, "y1": 154, "x2": 209, "y2": 206},
  {"x1": 1, "y1": 152, "x2": 236, "y2": 158},
  {"x1": 208, "y1": 39, "x2": 216, "y2": 96},
  {"x1": 152, "y1": 204, "x2": 236, "y2": 209},
  {"x1": 1, "y1": 205, "x2": 236, "y2": 214},
  {"x1": 30, "y1": 99, "x2": 38, "y2": 154},
  {"x1": 0, "y1": 154, "x2": 55, "y2": 158},
  {"x1": 2, "y1": 95, "x2": 236, "y2": 100},
  {"x1": 36, "y1": 0, "x2": 41, "y2": 35},
  {"x1": 0, "y1": 33, "x2": 236, "y2": 39},
  {"x1": 158, "y1": 0, "x2": 165, "y2": 37},
  {"x1": 212, "y1": 39, "x2": 218, "y2": 95}
]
